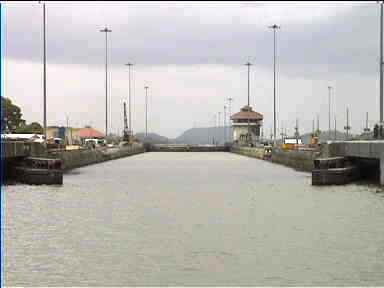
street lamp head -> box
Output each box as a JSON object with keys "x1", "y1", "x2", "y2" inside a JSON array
[
  {"x1": 100, "y1": 27, "x2": 112, "y2": 33},
  {"x1": 125, "y1": 63, "x2": 134, "y2": 66},
  {"x1": 269, "y1": 24, "x2": 280, "y2": 29},
  {"x1": 245, "y1": 62, "x2": 252, "y2": 66}
]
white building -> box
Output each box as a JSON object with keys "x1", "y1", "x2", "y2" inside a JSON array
[{"x1": 230, "y1": 105, "x2": 263, "y2": 146}]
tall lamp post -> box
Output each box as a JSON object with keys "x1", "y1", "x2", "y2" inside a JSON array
[
  {"x1": 224, "y1": 105, "x2": 227, "y2": 143},
  {"x1": 344, "y1": 107, "x2": 351, "y2": 140},
  {"x1": 245, "y1": 62, "x2": 252, "y2": 145},
  {"x1": 40, "y1": 2, "x2": 47, "y2": 146},
  {"x1": 218, "y1": 112, "x2": 221, "y2": 145},
  {"x1": 328, "y1": 86, "x2": 332, "y2": 134},
  {"x1": 144, "y1": 86, "x2": 149, "y2": 137},
  {"x1": 100, "y1": 27, "x2": 112, "y2": 138},
  {"x1": 125, "y1": 63, "x2": 134, "y2": 137},
  {"x1": 227, "y1": 97, "x2": 233, "y2": 142},
  {"x1": 380, "y1": 1, "x2": 383, "y2": 125},
  {"x1": 269, "y1": 24, "x2": 280, "y2": 146},
  {"x1": 213, "y1": 114, "x2": 217, "y2": 145}
]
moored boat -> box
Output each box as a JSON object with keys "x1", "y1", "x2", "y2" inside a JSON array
[
  {"x1": 312, "y1": 157, "x2": 360, "y2": 185},
  {"x1": 15, "y1": 157, "x2": 63, "y2": 185}
]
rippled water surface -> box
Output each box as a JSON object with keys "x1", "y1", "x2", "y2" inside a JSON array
[{"x1": 4, "y1": 152, "x2": 384, "y2": 286}]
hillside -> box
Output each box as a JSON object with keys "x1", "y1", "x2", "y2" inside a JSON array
[
  {"x1": 173, "y1": 127, "x2": 233, "y2": 145},
  {"x1": 134, "y1": 132, "x2": 169, "y2": 144}
]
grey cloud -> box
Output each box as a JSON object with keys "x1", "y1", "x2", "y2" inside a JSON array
[{"x1": 5, "y1": 2, "x2": 380, "y2": 78}]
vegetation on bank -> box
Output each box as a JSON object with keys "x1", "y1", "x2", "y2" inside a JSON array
[{"x1": 1, "y1": 97, "x2": 43, "y2": 134}]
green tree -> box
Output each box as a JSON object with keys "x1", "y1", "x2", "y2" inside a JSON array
[
  {"x1": 1, "y1": 97, "x2": 25, "y2": 133},
  {"x1": 14, "y1": 122, "x2": 43, "y2": 134}
]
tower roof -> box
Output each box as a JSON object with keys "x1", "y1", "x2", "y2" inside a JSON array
[{"x1": 230, "y1": 105, "x2": 263, "y2": 121}]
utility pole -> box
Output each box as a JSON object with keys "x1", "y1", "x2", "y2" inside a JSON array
[
  {"x1": 41, "y1": 2, "x2": 47, "y2": 146},
  {"x1": 224, "y1": 105, "x2": 227, "y2": 143},
  {"x1": 123, "y1": 101, "x2": 128, "y2": 141},
  {"x1": 227, "y1": 97, "x2": 233, "y2": 142},
  {"x1": 334, "y1": 116, "x2": 337, "y2": 141},
  {"x1": 269, "y1": 24, "x2": 280, "y2": 146},
  {"x1": 294, "y1": 118, "x2": 299, "y2": 145},
  {"x1": 380, "y1": 1, "x2": 383, "y2": 124},
  {"x1": 100, "y1": 27, "x2": 112, "y2": 138},
  {"x1": 213, "y1": 114, "x2": 217, "y2": 145},
  {"x1": 218, "y1": 112, "x2": 221, "y2": 145},
  {"x1": 245, "y1": 62, "x2": 252, "y2": 145},
  {"x1": 344, "y1": 107, "x2": 351, "y2": 140},
  {"x1": 144, "y1": 86, "x2": 149, "y2": 137},
  {"x1": 328, "y1": 86, "x2": 332, "y2": 133},
  {"x1": 312, "y1": 118, "x2": 315, "y2": 135},
  {"x1": 364, "y1": 111, "x2": 370, "y2": 134},
  {"x1": 66, "y1": 115, "x2": 69, "y2": 145},
  {"x1": 317, "y1": 114, "x2": 320, "y2": 134},
  {"x1": 280, "y1": 126, "x2": 284, "y2": 143},
  {"x1": 125, "y1": 63, "x2": 134, "y2": 136}
]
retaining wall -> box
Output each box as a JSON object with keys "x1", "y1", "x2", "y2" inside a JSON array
[
  {"x1": 231, "y1": 146, "x2": 321, "y2": 172},
  {"x1": 48, "y1": 143, "x2": 145, "y2": 171},
  {"x1": 230, "y1": 146, "x2": 265, "y2": 159},
  {"x1": 271, "y1": 148, "x2": 321, "y2": 172}
]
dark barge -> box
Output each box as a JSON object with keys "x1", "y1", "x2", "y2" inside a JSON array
[
  {"x1": 312, "y1": 157, "x2": 360, "y2": 185},
  {"x1": 15, "y1": 157, "x2": 63, "y2": 185}
]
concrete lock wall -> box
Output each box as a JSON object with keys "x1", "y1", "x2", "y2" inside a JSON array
[
  {"x1": 271, "y1": 148, "x2": 320, "y2": 172},
  {"x1": 48, "y1": 144, "x2": 145, "y2": 171},
  {"x1": 230, "y1": 146, "x2": 265, "y2": 159},
  {"x1": 231, "y1": 146, "x2": 320, "y2": 172}
]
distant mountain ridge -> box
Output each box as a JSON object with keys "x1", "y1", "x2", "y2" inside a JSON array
[
  {"x1": 134, "y1": 132, "x2": 169, "y2": 144},
  {"x1": 135, "y1": 127, "x2": 233, "y2": 145},
  {"x1": 136, "y1": 128, "x2": 369, "y2": 146},
  {"x1": 173, "y1": 127, "x2": 233, "y2": 145}
]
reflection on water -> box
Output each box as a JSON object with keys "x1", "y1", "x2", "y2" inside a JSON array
[{"x1": 4, "y1": 152, "x2": 384, "y2": 286}]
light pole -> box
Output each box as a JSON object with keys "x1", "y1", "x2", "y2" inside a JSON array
[
  {"x1": 269, "y1": 24, "x2": 280, "y2": 146},
  {"x1": 380, "y1": 1, "x2": 383, "y2": 124},
  {"x1": 41, "y1": 2, "x2": 47, "y2": 146},
  {"x1": 344, "y1": 107, "x2": 351, "y2": 140},
  {"x1": 227, "y1": 97, "x2": 233, "y2": 141},
  {"x1": 100, "y1": 27, "x2": 112, "y2": 138},
  {"x1": 218, "y1": 112, "x2": 221, "y2": 145},
  {"x1": 328, "y1": 86, "x2": 332, "y2": 134},
  {"x1": 213, "y1": 114, "x2": 217, "y2": 145},
  {"x1": 294, "y1": 118, "x2": 299, "y2": 145},
  {"x1": 144, "y1": 86, "x2": 149, "y2": 137},
  {"x1": 224, "y1": 105, "x2": 227, "y2": 143},
  {"x1": 364, "y1": 111, "x2": 371, "y2": 135},
  {"x1": 334, "y1": 116, "x2": 337, "y2": 140},
  {"x1": 125, "y1": 63, "x2": 134, "y2": 136},
  {"x1": 245, "y1": 62, "x2": 252, "y2": 145},
  {"x1": 312, "y1": 118, "x2": 315, "y2": 135},
  {"x1": 317, "y1": 114, "x2": 320, "y2": 134}
]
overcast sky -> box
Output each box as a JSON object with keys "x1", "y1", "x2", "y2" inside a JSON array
[{"x1": 3, "y1": 1, "x2": 381, "y2": 138}]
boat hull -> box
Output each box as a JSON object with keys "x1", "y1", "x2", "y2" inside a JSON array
[
  {"x1": 312, "y1": 166, "x2": 360, "y2": 186},
  {"x1": 15, "y1": 167, "x2": 63, "y2": 185}
]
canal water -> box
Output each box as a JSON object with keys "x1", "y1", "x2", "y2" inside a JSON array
[{"x1": 4, "y1": 152, "x2": 384, "y2": 286}]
